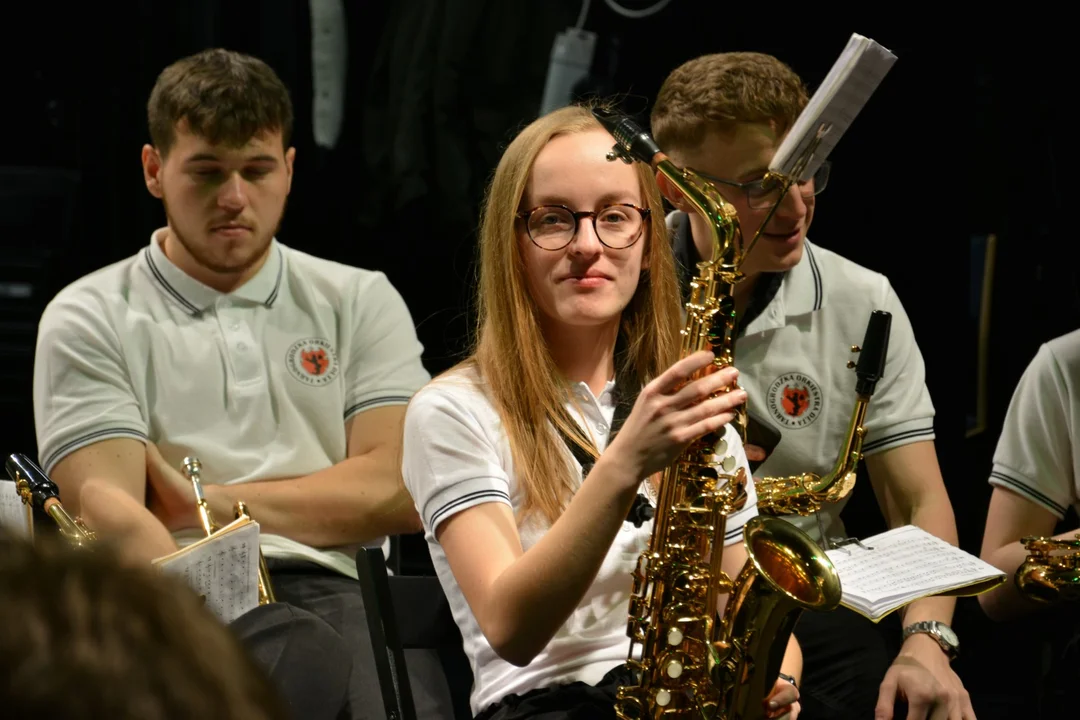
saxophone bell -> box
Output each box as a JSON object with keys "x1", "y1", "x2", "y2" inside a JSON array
[{"x1": 5, "y1": 453, "x2": 96, "y2": 549}]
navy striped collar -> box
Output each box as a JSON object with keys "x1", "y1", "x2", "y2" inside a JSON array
[{"x1": 142, "y1": 228, "x2": 285, "y2": 315}]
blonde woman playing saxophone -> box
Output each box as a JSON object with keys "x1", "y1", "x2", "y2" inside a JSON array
[{"x1": 402, "y1": 103, "x2": 802, "y2": 720}]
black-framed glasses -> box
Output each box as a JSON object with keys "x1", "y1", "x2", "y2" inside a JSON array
[
  {"x1": 693, "y1": 160, "x2": 832, "y2": 210},
  {"x1": 516, "y1": 203, "x2": 651, "y2": 251}
]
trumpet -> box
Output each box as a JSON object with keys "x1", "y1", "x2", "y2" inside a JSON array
[
  {"x1": 182, "y1": 456, "x2": 277, "y2": 605},
  {"x1": 1015, "y1": 534, "x2": 1080, "y2": 604},
  {"x1": 5, "y1": 453, "x2": 96, "y2": 549}
]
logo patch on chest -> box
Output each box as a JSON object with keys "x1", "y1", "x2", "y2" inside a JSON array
[
  {"x1": 285, "y1": 338, "x2": 339, "y2": 386},
  {"x1": 766, "y1": 372, "x2": 823, "y2": 429}
]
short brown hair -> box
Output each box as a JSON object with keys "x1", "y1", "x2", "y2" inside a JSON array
[
  {"x1": 651, "y1": 52, "x2": 809, "y2": 156},
  {"x1": 0, "y1": 531, "x2": 287, "y2": 720},
  {"x1": 148, "y1": 48, "x2": 294, "y2": 157}
]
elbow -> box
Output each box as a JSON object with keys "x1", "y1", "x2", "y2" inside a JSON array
[
  {"x1": 490, "y1": 635, "x2": 541, "y2": 668},
  {"x1": 482, "y1": 616, "x2": 543, "y2": 668}
]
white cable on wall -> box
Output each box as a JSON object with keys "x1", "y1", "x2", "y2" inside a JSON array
[
  {"x1": 574, "y1": 0, "x2": 592, "y2": 28},
  {"x1": 602, "y1": 0, "x2": 674, "y2": 19}
]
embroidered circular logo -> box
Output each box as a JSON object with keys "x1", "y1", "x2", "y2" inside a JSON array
[
  {"x1": 766, "y1": 372, "x2": 823, "y2": 429},
  {"x1": 285, "y1": 338, "x2": 339, "y2": 386}
]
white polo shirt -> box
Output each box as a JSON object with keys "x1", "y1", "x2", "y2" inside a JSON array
[
  {"x1": 402, "y1": 364, "x2": 758, "y2": 716},
  {"x1": 988, "y1": 329, "x2": 1080, "y2": 519},
  {"x1": 33, "y1": 229, "x2": 431, "y2": 578},
  {"x1": 668, "y1": 211, "x2": 936, "y2": 545}
]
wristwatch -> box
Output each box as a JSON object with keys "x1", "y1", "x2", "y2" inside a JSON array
[{"x1": 902, "y1": 620, "x2": 959, "y2": 660}]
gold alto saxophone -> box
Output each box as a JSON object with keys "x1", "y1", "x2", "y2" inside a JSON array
[
  {"x1": 182, "y1": 456, "x2": 277, "y2": 605},
  {"x1": 754, "y1": 311, "x2": 892, "y2": 516},
  {"x1": 594, "y1": 109, "x2": 842, "y2": 720},
  {"x1": 1015, "y1": 534, "x2": 1080, "y2": 603},
  {"x1": 6, "y1": 453, "x2": 97, "y2": 549}
]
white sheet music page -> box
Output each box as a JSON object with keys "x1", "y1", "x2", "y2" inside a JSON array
[
  {"x1": 154, "y1": 517, "x2": 260, "y2": 624},
  {"x1": 0, "y1": 480, "x2": 31, "y2": 538},
  {"x1": 826, "y1": 525, "x2": 1006, "y2": 621},
  {"x1": 769, "y1": 33, "x2": 897, "y2": 181}
]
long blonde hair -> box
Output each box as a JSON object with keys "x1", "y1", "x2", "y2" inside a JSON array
[{"x1": 455, "y1": 103, "x2": 682, "y2": 526}]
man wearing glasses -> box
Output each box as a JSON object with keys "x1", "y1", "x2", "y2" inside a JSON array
[{"x1": 650, "y1": 52, "x2": 973, "y2": 720}]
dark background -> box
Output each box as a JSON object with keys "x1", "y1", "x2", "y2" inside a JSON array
[{"x1": 4, "y1": 3, "x2": 1076, "y2": 716}]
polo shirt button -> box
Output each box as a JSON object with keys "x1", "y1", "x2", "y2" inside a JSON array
[{"x1": 596, "y1": 422, "x2": 609, "y2": 434}]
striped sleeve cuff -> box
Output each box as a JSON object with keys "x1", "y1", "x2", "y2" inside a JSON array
[
  {"x1": 41, "y1": 427, "x2": 148, "y2": 474},
  {"x1": 988, "y1": 466, "x2": 1069, "y2": 519},
  {"x1": 344, "y1": 392, "x2": 414, "y2": 420},
  {"x1": 423, "y1": 476, "x2": 513, "y2": 532},
  {"x1": 862, "y1": 419, "x2": 936, "y2": 456}
]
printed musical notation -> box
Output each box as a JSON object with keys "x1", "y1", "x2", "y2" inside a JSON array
[
  {"x1": 826, "y1": 524, "x2": 1006, "y2": 621},
  {"x1": 769, "y1": 32, "x2": 898, "y2": 182},
  {"x1": 154, "y1": 517, "x2": 260, "y2": 624},
  {"x1": 0, "y1": 480, "x2": 31, "y2": 538}
]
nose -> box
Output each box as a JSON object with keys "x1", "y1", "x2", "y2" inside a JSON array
[
  {"x1": 217, "y1": 172, "x2": 249, "y2": 211},
  {"x1": 566, "y1": 217, "x2": 604, "y2": 257},
  {"x1": 773, "y1": 181, "x2": 808, "y2": 221}
]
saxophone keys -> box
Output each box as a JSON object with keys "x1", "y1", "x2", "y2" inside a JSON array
[
  {"x1": 667, "y1": 627, "x2": 685, "y2": 646},
  {"x1": 665, "y1": 658, "x2": 684, "y2": 678},
  {"x1": 714, "y1": 438, "x2": 728, "y2": 456},
  {"x1": 722, "y1": 455, "x2": 736, "y2": 472},
  {"x1": 851, "y1": 345, "x2": 861, "y2": 353},
  {"x1": 655, "y1": 688, "x2": 672, "y2": 707}
]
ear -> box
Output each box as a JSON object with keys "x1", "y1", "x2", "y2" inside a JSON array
[
  {"x1": 284, "y1": 147, "x2": 296, "y2": 194},
  {"x1": 655, "y1": 170, "x2": 692, "y2": 212},
  {"x1": 142, "y1": 144, "x2": 164, "y2": 199}
]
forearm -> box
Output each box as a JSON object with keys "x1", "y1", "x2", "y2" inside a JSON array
[
  {"x1": 894, "y1": 487, "x2": 958, "y2": 628},
  {"x1": 203, "y1": 454, "x2": 421, "y2": 547},
  {"x1": 781, "y1": 633, "x2": 803, "y2": 684},
  {"x1": 980, "y1": 528, "x2": 1079, "y2": 620},
  {"x1": 485, "y1": 452, "x2": 642, "y2": 666}
]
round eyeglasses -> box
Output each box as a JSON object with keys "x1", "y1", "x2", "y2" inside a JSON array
[
  {"x1": 516, "y1": 203, "x2": 651, "y2": 251},
  {"x1": 695, "y1": 160, "x2": 831, "y2": 210}
]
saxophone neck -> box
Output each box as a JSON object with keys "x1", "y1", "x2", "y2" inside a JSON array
[
  {"x1": 655, "y1": 158, "x2": 744, "y2": 274},
  {"x1": 822, "y1": 392, "x2": 872, "y2": 486}
]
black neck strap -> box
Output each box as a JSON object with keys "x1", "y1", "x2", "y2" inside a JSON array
[{"x1": 556, "y1": 370, "x2": 654, "y2": 527}]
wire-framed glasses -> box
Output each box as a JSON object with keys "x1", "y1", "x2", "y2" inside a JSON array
[
  {"x1": 516, "y1": 203, "x2": 651, "y2": 251},
  {"x1": 694, "y1": 160, "x2": 832, "y2": 210}
]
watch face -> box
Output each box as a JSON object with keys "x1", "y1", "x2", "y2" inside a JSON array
[{"x1": 937, "y1": 624, "x2": 959, "y2": 647}]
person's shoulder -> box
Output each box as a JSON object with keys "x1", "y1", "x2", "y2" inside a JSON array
[
  {"x1": 41, "y1": 252, "x2": 143, "y2": 325},
  {"x1": 801, "y1": 240, "x2": 901, "y2": 314},
  {"x1": 410, "y1": 364, "x2": 489, "y2": 412},
  {"x1": 1043, "y1": 328, "x2": 1080, "y2": 366}
]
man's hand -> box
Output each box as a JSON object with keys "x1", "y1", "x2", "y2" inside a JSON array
[
  {"x1": 145, "y1": 443, "x2": 200, "y2": 532},
  {"x1": 764, "y1": 676, "x2": 800, "y2": 719},
  {"x1": 875, "y1": 635, "x2": 974, "y2": 720}
]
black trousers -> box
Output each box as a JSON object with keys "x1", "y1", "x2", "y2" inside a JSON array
[
  {"x1": 474, "y1": 608, "x2": 893, "y2": 720},
  {"x1": 266, "y1": 558, "x2": 456, "y2": 720},
  {"x1": 796, "y1": 606, "x2": 893, "y2": 720},
  {"x1": 232, "y1": 602, "x2": 353, "y2": 720}
]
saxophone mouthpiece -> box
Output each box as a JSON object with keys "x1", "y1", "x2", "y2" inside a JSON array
[
  {"x1": 5, "y1": 453, "x2": 61, "y2": 511},
  {"x1": 854, "y1": 310, "x2": 891, "y2": 396},
  {"x1": 592, "y1": 107, "x2": 663, "y2": 166}
]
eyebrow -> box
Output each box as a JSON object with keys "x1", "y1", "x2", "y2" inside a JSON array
[
  {"x1": 531, "y1": 191, "x2": 640, "y2": 208},
  {"x1": 183, "y1": 153, "x2": 279, "y2": 164}
]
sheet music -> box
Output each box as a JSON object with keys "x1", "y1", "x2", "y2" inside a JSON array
[
  {"x1": 770, "y1": 33, "x2": 897, "y2": 181},
  {"x1": 155, "y1": 519, "x2": 260, "y2": 624},
  {"x1": 826, "y1": 525, "x2": 1005, "y2": 616},
  {"x1": 0, "y1": 480, "x2": 31, "y2": 538}
]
